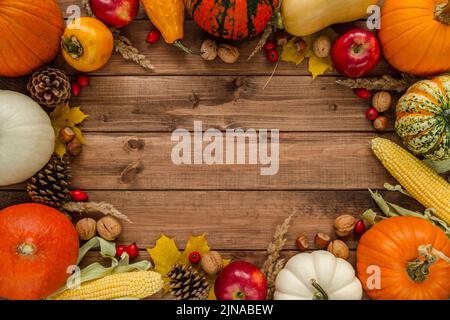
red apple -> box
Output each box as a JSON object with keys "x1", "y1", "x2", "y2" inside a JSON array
[
  {"x1": 214, "y1": 261, "x2": 267, "y2": 300},
  {"x1": 331, "y1": 28, "x2": 381, "y2": 78},
  {"x1": 89, "y1": 0, "x2": 139, "y2": 29}
]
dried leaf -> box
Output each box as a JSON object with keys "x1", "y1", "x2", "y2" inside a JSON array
[
  {"x1": 147, "y1": 234, "x2": 182, "y2": 276},
  {"x1": 50, "y1": 103, "x2": 88, "y2": 158}
]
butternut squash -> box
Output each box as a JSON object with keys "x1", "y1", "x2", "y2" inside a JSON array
[
  {"x1": 282, "y1": 0, "x2": 378, "y2": 36},
  {"x1": 140, "y1": 0, "x2": 192, "y2": 53}
]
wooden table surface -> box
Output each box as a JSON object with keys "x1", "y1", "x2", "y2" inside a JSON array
[{"x1": 0, "y1": 1, "x2": 422, "y2": 297}]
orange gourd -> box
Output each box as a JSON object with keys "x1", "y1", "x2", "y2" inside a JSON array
[
  {"x1": 379, "y1": 0, "x2": 450, "y2": 76},
  {"x1": 357, "y1": 217, "x2": 450, "y2": 300},
  {"x1": 140, "y1": 0, "x2": 192, "y2": 53},
  {"x1": 0, "y1": 204, "x2": 79, "y2": 300},
  {"x1": 0, "y1": 0, "x2": 64, "y2": 77}
]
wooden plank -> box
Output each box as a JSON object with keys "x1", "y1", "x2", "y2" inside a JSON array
[
  {"x1": 0, "y1": 76, "x2": 396, "y2": 132},
  {"x1": 0, "y1": 190, "x2": 420, "y2": 250},
  {"x1": 50, "y1": 21, "x2": 396, "y2": 76},
  {"x1": 2, "y1": 132, "x2": 398, "y2": 191}
]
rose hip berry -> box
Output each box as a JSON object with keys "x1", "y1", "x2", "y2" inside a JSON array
[
  {"x1": 266, "y1": 49, "x2": 279, "y2": 63},
  {"x1": 189, "y1": 251, "x2": 202, "y2": 264},
  {"x1": 125, "y1": 243, "x2": 139, "y2": 260},
  {"x1": 70, "y1": 190, "x2": 89, "y2": 202},
  {"x1": 146, "y1": 29, "x2": 161, "y2": 44},
  {"x1": 71, "y1": 83, "x2": 81, "y2": 97},
  {"x1": 354, "y1": 88, "x2": 372, "y2": 99},
  {"x1": 354, "y1": 220, "x2": 366, "y2": 235},
  {"x1": 116, "y1": 245, "x2": 126, "y2": 257},
  {"x1": 366, "y1": 107, "x2": 378, "y2": 121},
  {"x1": 76, "y1": 75, "x2": 90, "y2": 88},
  {"x1": 263, "y1": 40, "x2": 277, "y2": 51}
]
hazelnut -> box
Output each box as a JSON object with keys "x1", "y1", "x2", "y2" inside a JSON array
[
  {"x1": 334, "y1": 215, "x2": 356, "y2": 237},
  {"x1": 76, "y1": 218, "x2": 97, "y2": 240},
  {"x1": 96, "y1": 216, "x2": 122, "y2": 241},
  {"x1": 314, "y1": 233, "x2": 331, "y2": 249},
  {"x1": 327, "y1": 240, "x2": 350, "y2": 260},
  {"x1": 312, "y1": 35, "x2": 331, "y2": 58},
  {"x1": 218, "y1": 44, "x2": 239, "y2": 64},
  {"x1": 275, "y1": 31, "x2": 290, "y2": 47},
  {"x1": 67, "y1": 139, "x2": 83, "y2": 156},
  {"x1": 201, "y1": 39, "x2": 218, "y2": 61},
  {"x1": 372, "y1": 91, "x2": 392, "y2": 113},
  {"x1": 373, "y1": 116, "x2": 389, "y2": 132},
  {"x1": 295, "y1": 39, "x2": 307, "y2": 53},
  {"x1": 59, "y1": 127, "x2": 75, "y2": 144},
  {"x1": 296, "y1": 235, "x2": 309, "y2": 251},
  {"x1": 200, "y1": 251, "x2": 223, "y2": 276}
]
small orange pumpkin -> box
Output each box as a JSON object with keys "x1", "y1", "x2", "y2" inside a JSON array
[
  {"x1": 0, "y1": 203, "x2": 79, "y2": 300},
  {"x1": 0, "y1": 0, "x2": 64, "y2": 77},
  {"x1": 379, "y1": 0, "x2": 450, "y2": 76},
  {"x1": 357, "y1": 217, "x2": 450, "y2": 300}
]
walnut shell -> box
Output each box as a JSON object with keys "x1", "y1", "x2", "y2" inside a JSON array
[
  {"x1": 76, "y1": 218, "x2": 97, "y2": 240},
  {"x1": 200, "y1": 251, "x2": 223, "y2": 275},
  {"x1": 327, "y1": 240, "x2": 350, "y2": 260},
  {"x1": 312, "y1": 35, "x2": 331, "y2": 58},
  {"x1": 334, "y1": 214, "x2": 356, "y2": 237},
  {"x1": 218, "y1": 44, "x2": 239, "y2": 64},
  {"x1": 96, "y1": 216, "x2": 122, "y2": 241},
  {"x1": 201, "y1": 39, "x2": 218, "y2": 61},
  {"x1": 372, "y1": 91, "x2": 392, "y2": 113}
]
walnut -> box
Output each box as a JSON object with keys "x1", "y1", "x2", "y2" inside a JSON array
[
  {"x1": 218, "y1": 44, "x2": 240, "y2": 64},
  {"x1": 96, "y1": 216, "x2": 122, "y2": 241},
  {"x1": 327, "y1": 240, "x2": 350, "y2": 260},
  {"x1": 200, "y1": 251, "x2": 223, "y2": 276},
  {"x1": 334, "y1": 214, "x2": 356, "y2": 237},
  {"x1": 76, "y1": 218, "x2": 97, "y2": 240},
  {"x1": 372, "y1": 91, "x2": 392, "y2": 112},
  {"x1": 313, "y1": 35, "x2": 331, "y2": 58},
  {"x1": 201, "y1": 39, "x2": 218, "y2": 61}
]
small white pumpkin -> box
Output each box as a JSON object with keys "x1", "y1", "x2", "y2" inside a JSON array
[
  {"x1": 0, "y1": 90, "x2": 55, "y2": 186},
  {"x1": 274, "y1": 251, "x2": 363, "y2": 300}
]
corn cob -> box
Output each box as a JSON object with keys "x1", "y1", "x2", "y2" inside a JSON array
[
  {"x1": 52, "y1": 271, "x2": 163, "y2": 300},
  {"x1": 371, "y1": 138, "x2": 450, "y2": 225}
]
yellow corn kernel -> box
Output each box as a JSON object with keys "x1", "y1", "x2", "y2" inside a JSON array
[
  {"x1": 52, "y1": 271, "x2": 163, "y2": 300},
  {"x1": 371, "y1": 138, "x2": 450, "y2": 225}
]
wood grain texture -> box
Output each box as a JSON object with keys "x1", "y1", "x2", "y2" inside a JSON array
[
  {"x1": 0, "y1": 190, "x2": 421, "y2": 250},
  {"x1": 0, "y1": 76, "x2": 396, "y2": 132},
  {"x1": 49, "y1": 21, "x2": 396, "y2": 76}
]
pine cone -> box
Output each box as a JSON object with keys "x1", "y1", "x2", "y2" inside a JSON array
[
  {"x1": 27, "y1": 67, "x2": 71, "y2": 107},
  {"x1": 168, "y1": 264, "x2": 210, "y2": 300},
  {"x1": 27, "y1": 157, "x2": 72, "y2": 207}
]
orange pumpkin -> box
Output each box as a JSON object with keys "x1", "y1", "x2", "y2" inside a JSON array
[
  {"x1": 357, "y1": 217, "x2": 450, "y2": 300},
  {"x1": 0, "y1": 203, "x2": 79, "y2": 300},
  {"x1": 0, "y1": 0, "x2": 64, "y2": 77},
  {"x1": 379, "y1": 0, "x2": 450, "y2": 76}
]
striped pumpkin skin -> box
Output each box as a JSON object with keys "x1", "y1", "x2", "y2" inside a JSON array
[
  {"x1": 186, "y1": 0, "x2": 278, "y2": 40},
  {"x1": 396, "y1": 75, "x2": 450, "y2": 160}
]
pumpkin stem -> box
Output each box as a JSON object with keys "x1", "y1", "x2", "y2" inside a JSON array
[
  {"x1": 173, "y1": 41, "x2": 201, "y2": 55},
  {"x1": 407, "y1": 244, "x2": 450, "y2": 282},
  {"x1": 436, "y1": 1, "x2": 450, "y2": 24},
  {"x1": 61, "y1": 35, "x2": 84, "y2": 60},
  {"x1": 311, "y1": 279, "x2": 329, "y2": 300},
  {"x1": 17, "y1": 243, "x2": 36, "y2": 256}
]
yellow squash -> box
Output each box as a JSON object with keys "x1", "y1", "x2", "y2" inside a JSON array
[
  {"x1": 282, "y1": 0, "x2": 378, "y2": 36},
  {"x1": 141, "y1": 0, "x2": 192, "y2": 53}
]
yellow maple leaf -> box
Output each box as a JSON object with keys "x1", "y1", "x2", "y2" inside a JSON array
[
  {"x1": 147, "y1": 234, "x2": 228, "y2": 300},
  {"x1": 282, "y1": 28, "x2": 338, "y2": 79},
  {"x1": 50, "y1": 103, "x2": 88, "y2": 158}
]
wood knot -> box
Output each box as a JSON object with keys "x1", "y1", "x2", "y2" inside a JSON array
[
  {"x1": 329, "y1": 104, "x2": 338, "y2": 111},
  {"x1": 124, "y1": 137, "x2": 145, "y2": 152},
  {"x1": 189, "y1": 91, "x2": 200, "y2": 109},
  {"x1": 120, "y1": 161, "x2": 144, "y2": 184}
]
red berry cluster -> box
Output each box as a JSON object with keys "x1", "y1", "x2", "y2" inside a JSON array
[
  {"x1": 263, "y1": 40, "x2": 279, "y2": 63},
  {"x1": 71, "y1": 75, "x2": 90, "y2": 97}
]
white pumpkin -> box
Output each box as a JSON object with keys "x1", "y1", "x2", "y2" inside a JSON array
[
  {"x1": 0, "y1": 90, "x2": 55, "y2": 186},
  {"x1": 274, "y1": 251, "x2": 363, "y2": 300}
]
